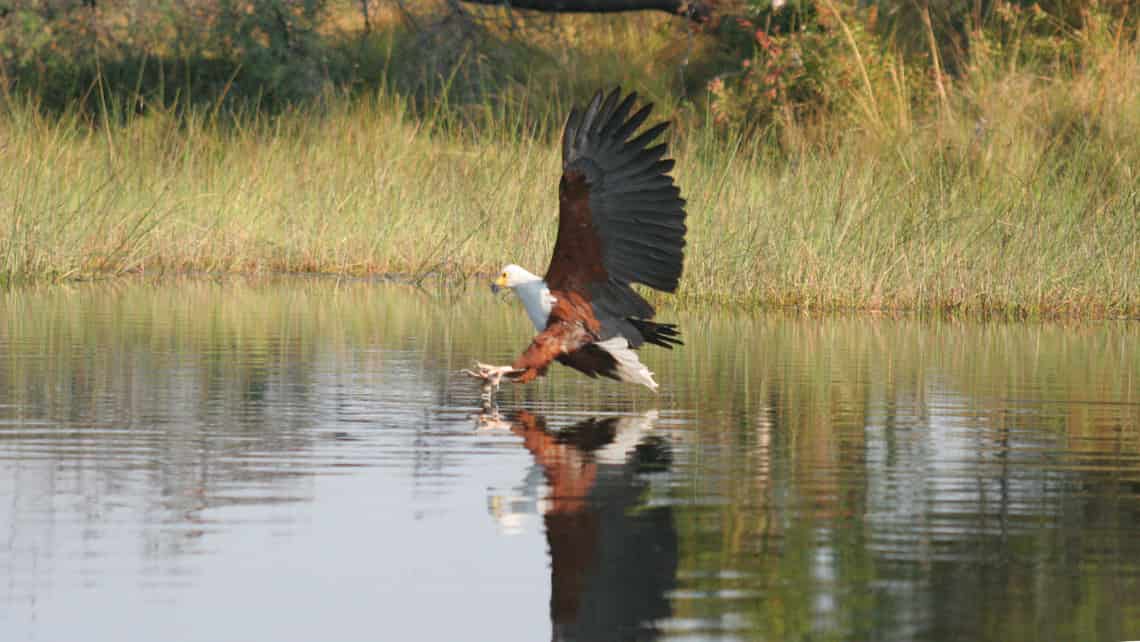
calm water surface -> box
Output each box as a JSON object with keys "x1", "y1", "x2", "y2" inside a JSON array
[{"x1": 1, "y1": 279, "x2": 1138, "y2": 642}]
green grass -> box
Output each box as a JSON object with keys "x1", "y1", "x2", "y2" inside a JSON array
[{"x1": 1, "y1": 9, "x2": 1137, "y2": 319}]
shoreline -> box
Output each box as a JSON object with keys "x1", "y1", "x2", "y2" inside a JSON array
[{"x1": 6, "y1": 271, "x2": 1136, "y2": 322}]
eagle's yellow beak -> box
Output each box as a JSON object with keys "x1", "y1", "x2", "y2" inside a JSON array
[{"x1": 490, "y1": 273, "x2": 508, "y2": 294}]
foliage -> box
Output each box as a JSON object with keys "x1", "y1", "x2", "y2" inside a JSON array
[
  {"x1": 704, "y1": 1, "x2": 897, "y2": 137},
  {"x1": 0, "y1": 0, "x2": 333, "y2": 112},
  {"x1": 0, "y1": 0, "x2": 1137, "y2": 133},
  {"x1": 701, "y1": 0, "x2": 1138, "y2": 137}
]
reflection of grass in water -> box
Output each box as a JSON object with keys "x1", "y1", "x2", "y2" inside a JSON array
[
  {"x1": 3, "y1": 279, "x2": 1138, "y2": 638},
  {"x1": 660, "y1": 312, "x2": 1139, "y2": 641},
  {"x1": 3, "y1": 278, "x2": 1135, "y2": 426},
  {"x1": 0, "y1": 278, "x2": 511, "y2": 406},
  {"x1": 4, "y1": 276, "x2": 1138, "y2": 501}
]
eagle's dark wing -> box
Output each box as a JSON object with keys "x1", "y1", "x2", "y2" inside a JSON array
[
  {"x1": 544, "y1": 88, "x2": 688, "y2": 323},
  {"x1": 508, "y1": 89, "x2": 686, "y2": 386}
]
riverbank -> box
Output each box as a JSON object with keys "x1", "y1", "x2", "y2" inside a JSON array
[
  {"x1": 1, "y1": 6, "x2": 1137, "y2": 319},
  {"x1": 3, "y1": 87, "x2": 1137, "y2": 319}
]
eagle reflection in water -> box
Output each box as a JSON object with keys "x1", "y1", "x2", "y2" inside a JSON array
[{"x1": 483, "y1": 410, "x2": 678, "y2": 642}]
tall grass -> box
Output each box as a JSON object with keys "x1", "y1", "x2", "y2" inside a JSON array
[{"x1": 0, "y1": 7, "x2": 1137, "y2": 318}]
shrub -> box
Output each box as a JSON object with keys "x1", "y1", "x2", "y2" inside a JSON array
[
  {"x1": 704, "y1": 1, "x2": 896, "y2": 138},
  {"x1": 0, "y1": 0, "x2": 333, "y2": 113}
]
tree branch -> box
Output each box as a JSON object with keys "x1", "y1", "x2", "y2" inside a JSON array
[{"x1": 457, "y1": 0, "x2": 710, "y2": 22}]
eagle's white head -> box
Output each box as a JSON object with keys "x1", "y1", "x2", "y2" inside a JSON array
[{"x1": 492, "y1": 264, "x2": 542, "y2": 291}]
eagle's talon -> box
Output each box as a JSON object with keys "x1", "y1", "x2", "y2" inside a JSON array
[
  {"x1": 462, "y1": 362, "x2": 522, "y2": 384},
  {"x1": 462, "y1": 362, "x2": 524, "y2": 411}
]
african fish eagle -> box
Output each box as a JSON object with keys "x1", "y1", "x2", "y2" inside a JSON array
[{"x1": 467, "y1": 88, "x2": 687, "y2": 393}]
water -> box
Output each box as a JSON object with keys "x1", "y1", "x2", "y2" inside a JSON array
[{"x1": 1, "y1": 278, "x2": 1138, "y2": 642}]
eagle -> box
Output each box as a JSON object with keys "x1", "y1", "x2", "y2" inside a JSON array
[{"x1": 466, "y1": 88, "x2": 687, "y2": 396}]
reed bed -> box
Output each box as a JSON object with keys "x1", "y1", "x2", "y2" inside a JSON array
[{"x1": 1, "y1": 12, "x2": 1137, "y2": 319}]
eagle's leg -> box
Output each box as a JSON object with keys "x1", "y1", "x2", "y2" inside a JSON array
[{"x1": 461, "y1": 362, "x2": 523, "y2": 412}]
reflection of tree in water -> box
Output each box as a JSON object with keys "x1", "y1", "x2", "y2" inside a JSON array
[{"x1": 487, "y1": 410, "x2": 677, "y2": 642}]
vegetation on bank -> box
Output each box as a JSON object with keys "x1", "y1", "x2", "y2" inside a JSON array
[{"x1": 0, "y1": 1, "x2": 1137, "y2": 318}]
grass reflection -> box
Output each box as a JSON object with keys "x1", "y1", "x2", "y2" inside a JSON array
[{"x1": 2, "y1": 278, "x2": 1138, "y2": 641}]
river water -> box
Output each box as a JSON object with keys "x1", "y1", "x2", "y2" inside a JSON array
[{"x1": 2, "y1": 278, "x2": 1138, "y2": 642}]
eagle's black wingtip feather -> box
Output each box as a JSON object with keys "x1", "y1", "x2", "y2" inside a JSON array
[{"x1": 556, "y1": 89, "x2": 687, "y2": 321}]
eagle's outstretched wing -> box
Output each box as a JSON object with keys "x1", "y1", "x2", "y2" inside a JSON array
[{"x1": 545, "y1": 88, "x2": 687, "y2": 322}]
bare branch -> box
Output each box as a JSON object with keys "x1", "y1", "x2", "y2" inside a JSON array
[{"x1": 457, "y1": 0, "x2": 710, "y2": 22}]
